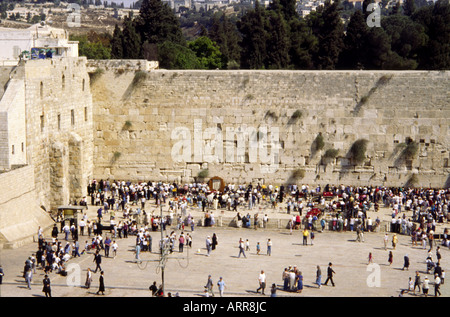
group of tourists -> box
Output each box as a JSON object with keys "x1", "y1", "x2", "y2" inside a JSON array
[
  {"x1": 85, "y1": 180, "x2": 450, "y2": 235},
  {"x1": 15, "y1": 178, "x2": 450, "y2": 297}
]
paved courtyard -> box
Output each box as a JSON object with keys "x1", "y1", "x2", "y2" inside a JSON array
[{"x1": 0, "y1": 203, "x2": 448, "y2": 298}]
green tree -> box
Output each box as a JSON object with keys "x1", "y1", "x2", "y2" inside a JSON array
[
  {"x1": 413, "y1": 0, "x2": 450, "y2": 70},
  {"x1": 158, "y1": 41, "x2": 201, "y2": 69},
  {"x1": 121, "y1": 16, "x2": 142, "y2": 59},
  {"x1": 188, "y1": 36, "x2": 224, "y2": 69},
  {"x1": 70, "y1": 34, "x2": 111, "y2": 59},
  {"x1": 136, "y1": 0, "x2": 185, "y2": 46},
  {"x1": 237, "y1": 0, "x2": 268, "y2": 69},
  {"x1": 278, "y1": 0, "x2": 298, "y2": 20},
  {"x1": 362, "y1": 27, "x2": 393, "y2": 69},
  {"x1": 403, "y1": 0, "x2": 416, "y2": 16},
  {"x1": 381, "y1": 15, "x2": 427, "y2": 69},
  {"x1": 110, "y1": 24, "x2": 123, "y2": 59},
  {"x1": 308, "y1": 0, "x2": 345, "y2": 69},
  {"x1": 338, "y1": 9, "x2": 369, "y2": 69},
  {"x1": 265, "y1": 3, "x2": 290, "y2": 68},
  {"x1": 288, "y1": 18, "x2": 317, "y2": 69},
  {"x1": 208, "y1": 12, "x2": 241, "y2": 68}
]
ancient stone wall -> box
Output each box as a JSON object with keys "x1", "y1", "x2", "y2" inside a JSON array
[
  {"x1": 0, "y1": 65, "x2": 27, "y2": 170},
  {"x1": 23, "y1": 57, "x2": 94, "y2": 211},
  {"x1": 91, "y1": 68, "x2": 449, "y2": 188},
  {"x1": 0, "y1": 165, "x2": 54, "y2": 249}
]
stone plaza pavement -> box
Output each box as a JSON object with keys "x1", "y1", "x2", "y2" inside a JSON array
[{"x1": 0, "y1": 203, "x2": 449, "y2": 298}]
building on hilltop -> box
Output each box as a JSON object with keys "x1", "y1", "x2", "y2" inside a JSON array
[{"x1": 0, "y1": 22, "x2": 79, "y2": 62}]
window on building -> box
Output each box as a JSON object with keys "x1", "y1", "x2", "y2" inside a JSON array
[
  {"x1": 58, "y1": 113, "x2": 61, "y2": 130},
  {"x1": 84, "y1": 107, "x2": 88, "y2": 122},
  {"x1": 12, "y1": 145, "x2": 14, "y2": 155},
  {"x1": 21, "y1": 142, "x2": 24, "y2": 152},
  {"x1": 82, "y1": 78, "x2": 85, "y2": 92},
  {"x1": 62, "y1": 74, "x2": 65, "y2": 90},
  {"x1": 40, "y1": 81, "x2": 43, "y2": 99},
  {"x1": 40, "y1": 115, "x2": 44, "y2": 132}
]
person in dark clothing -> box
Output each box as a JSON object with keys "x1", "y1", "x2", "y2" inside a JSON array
[
  {"x1": 42, "y1": 275, "x2": 51, "y2": 297},
  {"x1": 434, "y1": 264, "x2": 442, "y2": 278},
  {"x1": 324, "y1": 262, "x2": 336, "y2": 287},
  {"x1": 93, "y1": 250, "x2": 102, "y2": 273},
  {"x1": 51, "y1": 225, "x2": 58, "y2": 239},
  {"x1": 149, "y1": 281, "x2": 158, "y2": 296},
  {"x1": 0, "y1": 265, "x2": 4, "y2": 284},
  {"x1": 402, "y1": 254, "x2": 410, "y2": 270},
  {"x1": 96, "y1": 271, "x2": 105, "y2": 295},
  {"x1": 212, "y1": 234, "x2": 218, "y2": 251}
]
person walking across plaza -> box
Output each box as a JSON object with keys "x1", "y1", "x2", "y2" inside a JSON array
[
  {"x1": 302, "y1": 228, "x2": 309, "y2": 246},
  {"x1": 324, "y1": 262, "x2": 335, "y2": 287},
  {"x1": 413, "y1": 271, "x2": 421, "y2": 295},
  {"x1": 423, "y1": 276, "x2": 430, "y2": 297},
  {"x1": 402, "y1": 254, "x2": 410, "y2": 270},
  {"x1": 238, "y1": 238, "x2": 247, "y2": 258},
  {"x1": 206, "y1": 236, "x2": 212, "y2": 257},
  {"x1": 135, "y1": 240, "x2": 141, "y2": 262},
  {"x1": 112, "y1": 240, "x2": 118, "y2": 258},
  {"x1": 93, "y1": 250, "x2": 102, "y2": 273},
  {"x1": 434, "y1": 274, "x2": 441, "y2": 297},
  {"x1": 96, "y1": 271, "x2": 105, "y2": 295},
  {"x1": 217, "y1": 277, "x2": 226, "y2": 297},
  {"x1": 212, "y1": 233, "x2": 218, "y2": 251},
  {"x1": 42, "y1": 274, "x2": 51, "y2": 297},
  {"x1": 316, "y1": 265, "x2": 322, "y2": 288},
  {"x1": 256, "y1": 270, "x2": 266, "y2": 295},
  {"x1": 205, "y1": 275, "x2": 214, "y2": 297},
  {"x1": 85, "y1": 268, "x2": 93, "y2": 289},
  {"x1": 104, "y1": 236, "x2": 111, "y2": 257},
  {"x1": 392, "y1": 234, "x2": 398, "y2": 250},
  {"x1": 267, "y1": 239, "x2": 272, "y2": 256},
  {"x1": 388, "y1": 251, "x2": 393, "y2": 266}
]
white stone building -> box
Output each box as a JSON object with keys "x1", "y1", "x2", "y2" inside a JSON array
[{"x1": 0, "y1": 22, "x2": 79, "y2": 62}]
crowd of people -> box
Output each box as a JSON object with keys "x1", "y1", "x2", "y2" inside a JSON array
[
  {"x1": 83, "y1": 180, "x2": 450, "y2": 238},
  {"x1": 16, "y1": 179, "x2": 450, "y2": 296}
]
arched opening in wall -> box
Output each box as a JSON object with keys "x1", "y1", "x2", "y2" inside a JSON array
[
  {"x1": 62, "y1": 74, "x2": 65, "y2": 90},
  {"x1": 40, "y1": 81, "x2": 43, "y2": 99},
  {"x1": 82, "y1": 78, "x2": 85, "y2": 91}
]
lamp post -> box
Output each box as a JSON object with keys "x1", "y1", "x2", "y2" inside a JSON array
[{"x1": 160, "y1": 203, "x2": 165, "y2": 296}]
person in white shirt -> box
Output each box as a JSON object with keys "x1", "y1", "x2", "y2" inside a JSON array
[
  {"x1": 434, "y1": 274, "x2": 441, "y2": 297},
  {"x1": 111, "y1": 240, "x2": 119, "y2": 258},
  {"x1": 423, "y1": 276, "x2": 430, "y2": 296},
  {"x1": 256, "y1": 270, "x2": 266, "y2": 295}
]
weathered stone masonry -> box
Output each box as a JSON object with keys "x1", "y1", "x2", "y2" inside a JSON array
[
  {"x1": 0, "y1": 57, "x2": 93, "y2": 247},
  {"x1": 91, "y1": 67, "x2": 449, "y2": 188}
]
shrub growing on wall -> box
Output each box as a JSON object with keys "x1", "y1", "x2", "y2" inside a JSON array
[
  {"x1": 292, "y1": 168, "x2": 305, "y2": 179},
  {"x1": 131, "y1": 71, "x2": 148, "y2": 87},
  {"x1": 313, "y1": 133, "x2": 325, "y2": 151},
  {"x1": 323, "y1": 148, "x2": 339, "y2": 159},
  {"x1": 198, "y1": 169, "x2": 209, "y2": 179},
  {"x1": 401, "y1": 140, "x2": 418, "y2": 160},
  {"x1": 349, "y1": 139, "x2": 368, "y2": 164}
]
